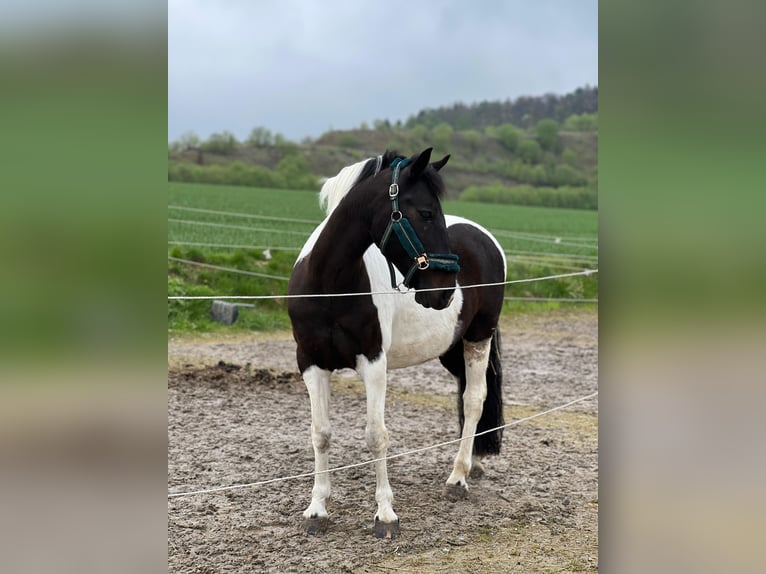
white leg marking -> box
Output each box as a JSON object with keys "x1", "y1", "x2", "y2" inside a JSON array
[
  {"x1": 447, "y1": 339, "x2": 491, "y2": 489},
  {"x1": 303, "y1": 366, "x2": 332, "y2": 520},
  {"x1": 356, "y1": 353, "x2": 398, "y2": 525}
]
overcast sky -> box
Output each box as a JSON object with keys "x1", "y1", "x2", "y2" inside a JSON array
[{"x1": 168, "y1": 0, "x2": 597, "y2": 143}]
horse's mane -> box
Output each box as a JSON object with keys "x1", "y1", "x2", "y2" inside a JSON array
[{"x1": 318, "y1": 150, "x2": 404, "y2": 215}]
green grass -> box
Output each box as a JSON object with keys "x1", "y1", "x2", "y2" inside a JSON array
[
  {"x1": 167, "y1": 247, "x2": 295, "y2": 333},
  {"x1": 169, "y1": 182, "x2": 598, "y2": 255},
  {"x1": 168, "y1": 182, "x2": 598, "y2": 332},
  {"x1": 446, "y1": 199, "x2": 597, "y2": 235},
  {"x1": 168, "y1": 182, "x2": 322, "y2": 248}
]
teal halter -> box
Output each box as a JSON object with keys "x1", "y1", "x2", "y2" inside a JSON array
[{"x1": 379, "y1": 157, "x2": 461, "y2": 289}]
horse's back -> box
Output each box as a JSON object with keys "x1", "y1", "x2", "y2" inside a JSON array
[{"x1": 445, "y1": 215, "x2": 506, "y2": 282}]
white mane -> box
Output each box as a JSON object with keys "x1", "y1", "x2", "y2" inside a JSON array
[{"x1": 318, "y1": 157, "x2": 373, "y2": 215}]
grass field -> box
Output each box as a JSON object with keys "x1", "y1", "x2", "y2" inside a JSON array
[
  {"x1": 169, "y1": 182, "x2": 598, "y2": 253},
  {"x1": 168, "y1": 182, "x2": 598, "y2": 332}
]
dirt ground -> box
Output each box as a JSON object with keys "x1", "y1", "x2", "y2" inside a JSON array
[{"x1": 168, "y1": 308, "x2": 598, "y2": 573}]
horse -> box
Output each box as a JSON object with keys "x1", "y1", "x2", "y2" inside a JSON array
[{"x1": 287, "y1": 148, "x2": 507, "y2": 539}]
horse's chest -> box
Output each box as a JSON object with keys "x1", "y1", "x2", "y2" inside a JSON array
[{"x1": 383, "y1": 291, "x2": 464, "y2": 370}]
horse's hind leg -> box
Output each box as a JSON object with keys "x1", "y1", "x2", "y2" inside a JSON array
[
  {"x1": 446, "y1": 338, "x2": 491, "y2": 498},
  {"x1": 356, "y1": 353, "x2": 399, "y2": 539},
  {"x1": 302, "y1": 365, "x2": 332, "y2": 534}
]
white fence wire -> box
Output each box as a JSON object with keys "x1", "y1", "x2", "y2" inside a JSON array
[
  {"x1": 167, "y1": 269, "x2": 598, "y2": 301},
  {"x1": 168, "y1": 391, "x2": 598, "y2": 499}
]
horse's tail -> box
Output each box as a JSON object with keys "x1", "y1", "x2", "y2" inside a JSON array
[
  {"x1": 474, "y1": 328, "x2": 504, "y2": 455},
  {"x1": 439, "y1": 329, "x2": 504, "y2": 456}
]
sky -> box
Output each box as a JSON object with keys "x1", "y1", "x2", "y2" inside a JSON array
[{"x1": 168, "y1": 0, "x2": 597, "y2": 143}]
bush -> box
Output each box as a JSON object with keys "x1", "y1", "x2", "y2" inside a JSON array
[
  {"x1": 276, "y1": 154, "x2": 316, "y2": 189},
  {"x1": 460, "y1": 129, "x2": 482, "y2": 151},
  {"x1": 517, "y1": 139, "x2": 542, "y2": 163},
  {"x1": 430, "y1": 122, "x2": 453, "y2": 152},
  {"x1": 246, "y1": 126, "x2": 274, "y2": 146},
  {"x1": 336, "y1": 133, "x2": 360, "y2": 148},
  {"x1": 562, "y1": 148, "x2": 577, "y2": 166},
  {"x1": 551, "y1": 164, "x2": 586, "y2": 186},
  {"x1": 168, "y1": 160, "x2": 319, "y2": 190},
  {"x1": 409, "y1": 124, "x2": 428, "y2": 148},
  {"x1": 201, "y1": 131, "x2": 239, "y2": 154},
  {"x1": 563, "y1": 113, "x2": 598, "y2": 131},
  {"x1": 176, "y1": 131, "x2": 200, "y2": 150},
  {"x1": 535, "y1": 119, "x2": 561, "y2": 152},
  {"x1": 495, "y1": 123, "x2": 520, "y2": 152},
  {"x1": 460, "y1": 183, "x2": 597, "y2": 210},
  {"x1": 273, "y1": 133, "x2": 298, "y2": 154}
]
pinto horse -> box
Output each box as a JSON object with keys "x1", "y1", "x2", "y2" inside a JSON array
[{"x1": 287, "y1": 148, "x2": 506, "y2": 539}]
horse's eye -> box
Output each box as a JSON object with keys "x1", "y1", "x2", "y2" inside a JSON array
[{"x1": 418, "y1": 210, "x2": 433, "y2": 221}]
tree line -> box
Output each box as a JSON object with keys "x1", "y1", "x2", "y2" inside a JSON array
[
  {"x1": 404, "y1": 85, "x2": 598, "y2": 130},
  {"x1": 168, "y1": 86, "x2": 598, "y2": 208}
]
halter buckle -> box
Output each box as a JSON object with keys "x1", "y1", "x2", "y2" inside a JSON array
[
  {"x1": 416, "y1": 255, "x2": 429, "y2": 270},
  {"x1": 388, "y1": 183, "x2": 399, "y2": 198}
]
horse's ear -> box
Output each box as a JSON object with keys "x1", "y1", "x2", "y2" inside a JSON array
[
  {"x1": 431, "y1": 154, "x2": 450, "y2": 172},
  {"x1": 410, "y1": 147, "x2": 433, "y2": 177}
]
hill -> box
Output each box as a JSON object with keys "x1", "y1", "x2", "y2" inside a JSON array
[{"x1": 168, "y1": 86, "x2": 598, "y2": 209}]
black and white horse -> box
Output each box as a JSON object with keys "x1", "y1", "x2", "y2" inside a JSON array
[{"x1": 287, "y1": 148, "x2": 506, "y2": 538}]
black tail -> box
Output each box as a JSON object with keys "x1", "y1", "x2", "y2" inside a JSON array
[{"x1": 438, "y1": 329, "x2": 504, "y2": 456}]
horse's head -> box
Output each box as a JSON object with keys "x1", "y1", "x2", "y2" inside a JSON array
[{"x1": 370, "y1": 148, "x2": 459, "y2": 310}]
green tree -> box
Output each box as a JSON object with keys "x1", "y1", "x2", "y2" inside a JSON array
[
  {"x1": 177, "y1": 131, "x2": 200, "y2": 150},
  {"x1": 202, "y1": 131, "x2": 238, "y2": 154},
  {"x1": 246, "y1": 126, "x2": 273, "y2": 146},
  {"x1": 273, "y1": 133, "x2": 298, "y2": 154},
  {"x1": 430, "y1": 122, "x2": 453, "y2": 151},
  {"x1": 276, "y1": 154, "x2": 312, "y2": 187},
  {"x1": 563, "y1": 112, "x2": 598, "y2": 131},
  {"x1": 551, "y1": 165, "x2": 582, "y2": 186},
  {"x1": 409, "y1": 124, "x2": 428, "y2": 147},
  {"x1": 517, "y1": 139, "x2": 542, "y2": 163},
  {"x1": 562, "y1": 148, "x2": 577, "y2": 166},
  {"x1": 535, "y1": 119, "x2": 560, "y2": 152},
  {"x1": 461, "y1": 129, "x2": 482, "y2": 152},
  {"x1": 495, "y1": 123, "x2": 520, "y2": 152}
]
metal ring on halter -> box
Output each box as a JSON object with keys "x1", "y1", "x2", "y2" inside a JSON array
[
  {"x1": 391, "y1": 210, "x2": 403, "y2": 222},
  {"x1": 416, "y1": 255, "x2": 430, "y2": 270}
]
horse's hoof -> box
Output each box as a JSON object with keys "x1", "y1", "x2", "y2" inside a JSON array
[
  {"x1": 303, "y1": 516, "x2": 328, "y2": 535},
  {"x1": 445, "y1": 482, "x2": 469, "y2": 501},
  {"x1": 374, "y1": 517, "x2": 400, "y2": 539}
]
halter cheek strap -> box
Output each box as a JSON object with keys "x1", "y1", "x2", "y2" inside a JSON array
[{"x1": 379, "y1": 157, "x2": 460, "y2": 289}]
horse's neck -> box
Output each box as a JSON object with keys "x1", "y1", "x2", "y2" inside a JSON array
[{"x1": 308, "y1": 194, "x2": 374, "y2": 289}]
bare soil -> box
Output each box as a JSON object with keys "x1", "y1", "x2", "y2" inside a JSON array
[{"x1": 168, "y1": 309, "x2": 598, "y2": 573}]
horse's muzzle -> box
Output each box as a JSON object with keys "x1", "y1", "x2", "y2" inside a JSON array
[{"x1": 415, "y1": 287, "x2": 455, "y2": 310}]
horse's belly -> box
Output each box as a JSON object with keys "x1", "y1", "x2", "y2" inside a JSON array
[{"x1": 384, "y1": 289, "x2": 463, "y2": 370}]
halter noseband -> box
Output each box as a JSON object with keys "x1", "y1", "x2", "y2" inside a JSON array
[{"x1": 378, "y1": 157, "x2": 460, "y2": 289}]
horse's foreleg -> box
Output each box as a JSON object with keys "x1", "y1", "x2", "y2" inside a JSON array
[
  {"x1": 446, "y1": 338, "x2": 491, "y2": 498},
  {"x1": 356, "y1": 353, "x2": 399, "y2": 539},
  {"x1": 302, "y1": 365, "x2": 332, "y2": 534}
]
